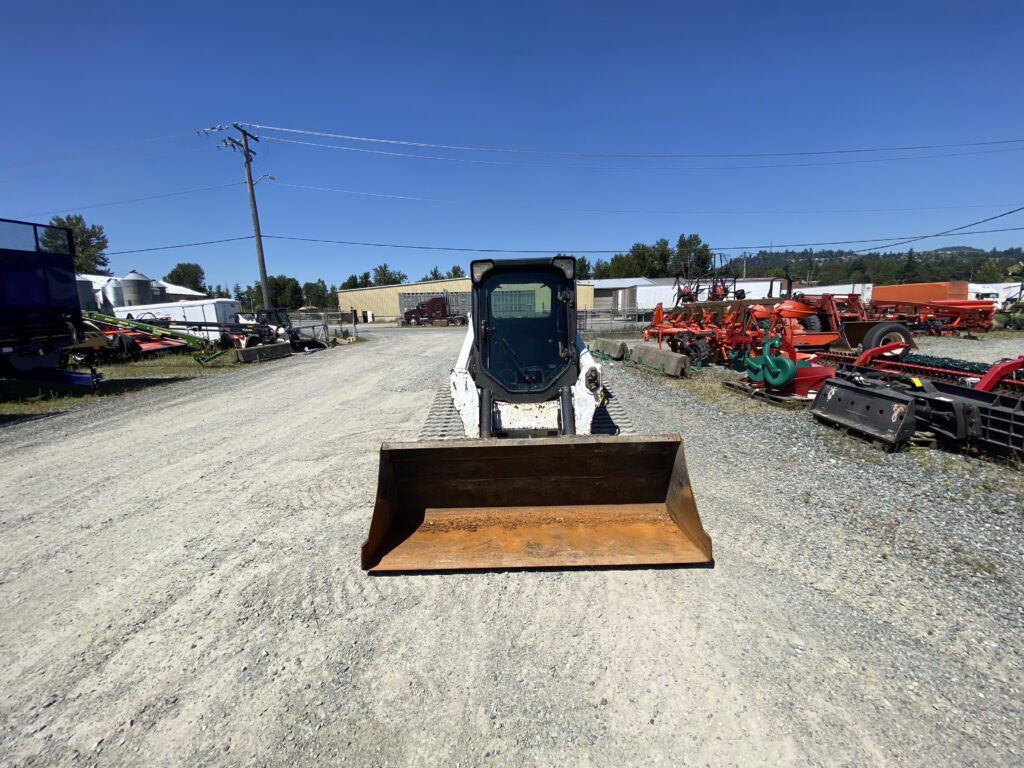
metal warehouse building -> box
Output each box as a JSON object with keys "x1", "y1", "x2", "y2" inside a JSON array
[{"x1": 338, "y1": 277, "x2": 595, "y2": 321}]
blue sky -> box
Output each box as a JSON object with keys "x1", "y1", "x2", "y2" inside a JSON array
[{"x1": 3, "y1": 1, "x2": 1022, "y2": 288}]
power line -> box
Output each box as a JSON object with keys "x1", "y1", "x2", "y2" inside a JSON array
[
  {"x1": 853, "y1": 205, "x2": 1024, "y2": 253},
  {"x1": 15, "y1": 181, "x2": 246, "y2": 219},
  {"x1": 262, "y1": 135, "x2": 1024, "y2": 172},
  {"x1": 272, "y1": 181, "x2": 429, "y2": 202},
  {"x1": 263, "y1": 225, "x2": 1024, "y2": 254},
  {"x1": 106, "y1": 236, "x2": 254, "y2": 256},
  {"x1": 100, "y1": 207, "x2": 1024, "y2": 258},
  {"x1": 245, "y1": 123, "x2": 1024, "y2": 159},
  {"x1": 720, "y1": 226, "x2": 1024, "y2": 252},
  {"x1": 270, "y1": 180, "x2": 1013, "y2": 217},
  {"x1": 98, "y1": 225, "x2": 1024, "y2": 259}
]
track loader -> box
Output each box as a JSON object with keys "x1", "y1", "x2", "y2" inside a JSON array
[{"x1": 362, "y1": 256, "x2": 712, "y2": 572}]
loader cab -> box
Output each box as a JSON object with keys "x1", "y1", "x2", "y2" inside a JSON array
[
  {"x1": 256, "y1": 307, "x2": 292, "y2": 329},
  {"x1": 470, "y1": 257, "x2": 579, "y2": 403}
]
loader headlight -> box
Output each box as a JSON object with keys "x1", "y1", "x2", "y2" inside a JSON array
[
  {"x1": 585, "y1": 367, "x2": 601, "y2": 392},
  {"x1": 471, "y1": 260, "x2": 495, "y2": 283},
  {"x1": 552, "y1": 256, "x2": 575, "y2": 280}
]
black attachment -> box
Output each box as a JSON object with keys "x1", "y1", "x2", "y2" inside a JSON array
[
  {"x1": 558, "y1": 386, "x2": 576, "y2": 436},
  {"x1": 480, "y1": 388, "x2": 494, "y2": 438}
]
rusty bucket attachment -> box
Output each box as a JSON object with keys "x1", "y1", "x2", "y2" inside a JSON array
[{"x1": 361, "y1": 433, "x2": 712, "y2": 572}]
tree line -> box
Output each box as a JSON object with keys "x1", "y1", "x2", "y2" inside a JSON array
[
  {"x1": 736, "y1": 246, "x2": 1023, "y2": 285},
  {"x1": 339, "y1": 263, "x2": 467, "y2": 288},
  {"x1": 579, "y1": 233, "x2": 716, "y2": 280},
  {"x1": 41, "y1": 213, "x2": 1024, "y2": 312}
]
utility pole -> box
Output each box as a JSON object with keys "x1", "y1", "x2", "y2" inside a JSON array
[{"x1": 224, "y1": 124, "x2": 271, "y2": 310}]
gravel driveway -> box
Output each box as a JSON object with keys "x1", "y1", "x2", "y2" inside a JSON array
[{"x1": 0, "y1": 328, "x2": 1020, "y2": 766}]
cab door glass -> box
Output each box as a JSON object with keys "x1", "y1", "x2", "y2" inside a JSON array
[{"x1": 483, "y1": 272, "x2": 569, "y2": 393}]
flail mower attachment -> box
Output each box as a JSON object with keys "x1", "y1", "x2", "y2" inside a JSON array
[
  {"x1": 811, "y1": 375, "x2": 917, "y2": 447},
  {"x1": 361, "y1": 434, "x2": 712, "y2": 572}
]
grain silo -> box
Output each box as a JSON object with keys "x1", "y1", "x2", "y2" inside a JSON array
[
  {"x1": 122, "y1": 270, "x2": 153, "y2": 306},
  {"x1": 102, "y1": 278, "x2": 124, "y2": 308}
]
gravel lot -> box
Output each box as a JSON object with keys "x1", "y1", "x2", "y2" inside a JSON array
[
  {"x1": 913, "y1": 331, "x2": 1023, "y2": 363},
  {"x1": 0, "y1": 327, "x2": 1021, "y2": 767}
]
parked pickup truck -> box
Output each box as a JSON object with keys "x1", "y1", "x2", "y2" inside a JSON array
[{"x1": 404, "y1": 296, "x2": 466, "y2": 326}]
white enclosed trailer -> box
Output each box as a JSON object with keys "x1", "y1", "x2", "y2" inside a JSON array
[{"x1": 113, "y1": 299, "x2": 243, "y2": 341}]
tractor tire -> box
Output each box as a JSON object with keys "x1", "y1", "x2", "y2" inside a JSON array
[
  {"x1": 114, "y1": 333, "x2": 142, "y2": 361},
  {"x1": 862, "y1": 322, "x2": 913, "y2": 358},
  {"x1": 409, "y1": 318, "x2": 418, "y2": 326},
  {"x1": 800, "y1": 315, "x2": 823, "y2": 332}
]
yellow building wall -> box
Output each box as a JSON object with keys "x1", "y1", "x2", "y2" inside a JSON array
[
  {"x1": 577, "y1": 282, "x2": 594, "y2": 310},
  {"x1": 338, "y1": 276, "x2": 594, "y2": 320},
  {"x1": 337, "y1": 278, "x2": 471, "y2": 320}
]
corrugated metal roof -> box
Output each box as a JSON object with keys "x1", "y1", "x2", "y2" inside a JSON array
[
  {"x1": 589, "y1": 277, "x2": 656, "y2": 289},
  {"x1": 75, "y1": 273, "x2": 206, "y2": 297},
  {"x1": 153, "y1": 279, "x2": 206, "y2": 297}
]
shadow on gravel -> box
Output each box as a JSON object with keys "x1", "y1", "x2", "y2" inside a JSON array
[
  {"x1": 0, "y1": 376, "x2": 192, "y2": 423},
  {"x1": 97, "y1": 376, "x2": 192, "y2": 394},
  {"x1": 0, "y1": 412, "x2": 65, "y2": 427},
  {"x1": 368, "y1": 560, "x2": 717, "y2": 576}
]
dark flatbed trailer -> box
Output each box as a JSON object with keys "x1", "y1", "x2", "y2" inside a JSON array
[{"x1": 0, "y1": 218, "x2": 100, "y2": 389}]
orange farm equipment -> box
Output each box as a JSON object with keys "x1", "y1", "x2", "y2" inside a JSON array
[
  {"x1": 868, "y1": 299, "x2": 996, "y2": 334},
  {"x1": 642, "y1": 293, "x2": 917, "y2": 377}
]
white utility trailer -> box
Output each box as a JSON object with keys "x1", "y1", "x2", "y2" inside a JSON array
[{"x1": 113, "y1": 299, "x2": 243, "y2": 342}]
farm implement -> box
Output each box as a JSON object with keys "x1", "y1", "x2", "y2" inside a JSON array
[
  {"x1": 642, "y1": 288, "x2": 996, "y2": 377},
  {"x1": 870, "y1": 298, "x2": 996, "y2": 335},
  {"x1": 81, "y1": 312, "x2": 229, "y2": 364},
  {"x1": 815, "y1": 345, "x2": 1024, "y2": 397},
  {"x1": 812, "y1": 349, "x2": 1024, "y2": 455},
  {"x1": 639, "y1": 292, "x2": 917, "y2": 385},
  {"x1": 724, "y1": 321, "x2": 834, "y2": 399}
]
